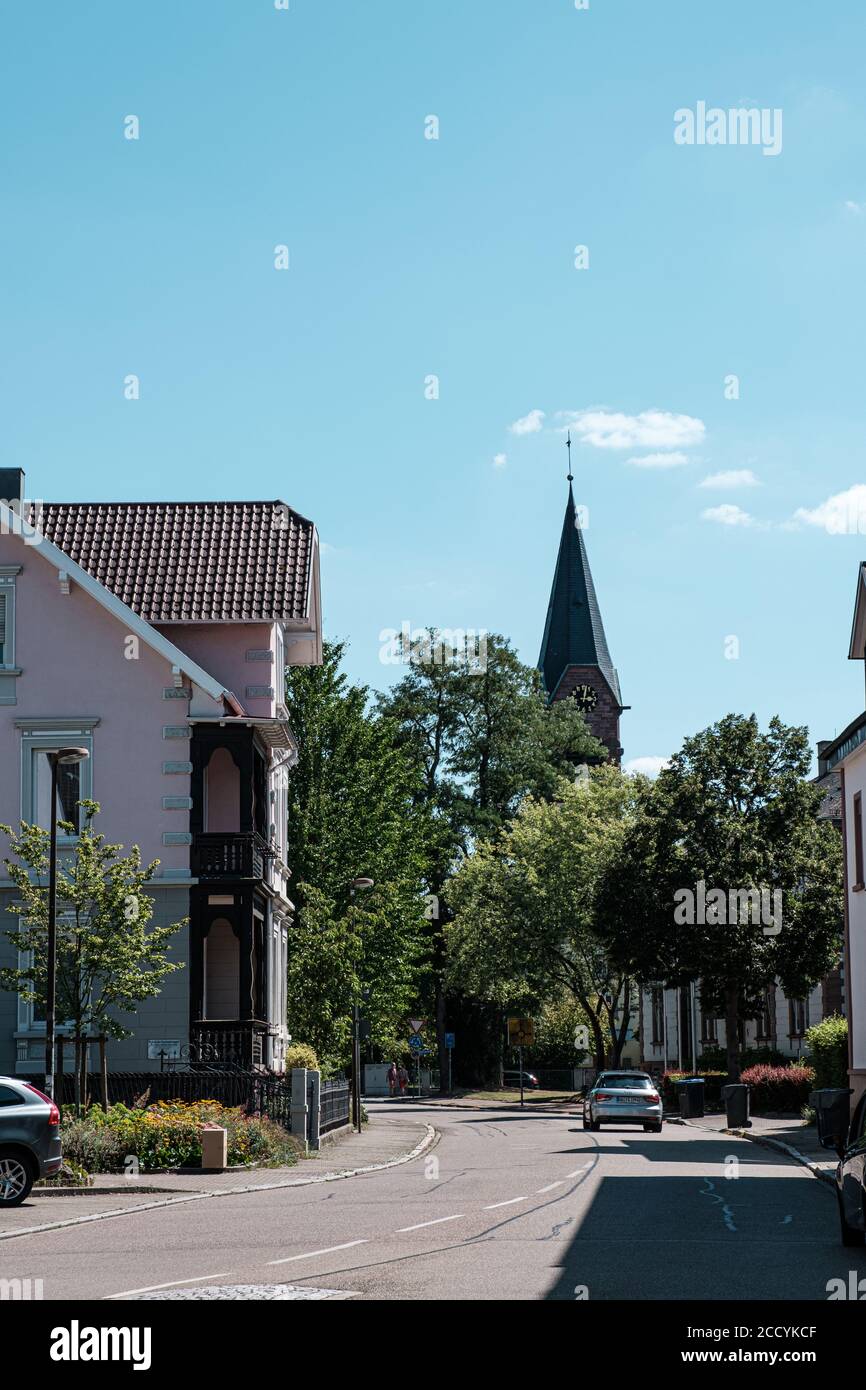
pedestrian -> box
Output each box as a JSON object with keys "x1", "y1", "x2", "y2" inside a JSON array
[
  {"x1": 398, "y1": 1063, "x2": 409, "y2": 1097},
  {"x1": 387, "y1": 1061, "x2": 398, "y2": 1098}
]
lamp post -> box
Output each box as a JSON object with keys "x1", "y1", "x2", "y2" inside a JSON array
[
  {"x1": 44, "y1": 747, "x2": 89, "y2": 1101},
  {"x1": 349, "y1": 877, "x2": 374, "y2": 1133}
]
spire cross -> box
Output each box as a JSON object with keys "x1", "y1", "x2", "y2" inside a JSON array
[{"x1": 566, "y1": 429, "x2": 574, "y2": 482}]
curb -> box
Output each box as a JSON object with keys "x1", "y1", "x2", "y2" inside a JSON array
[
  {"x1": 668, "y1": 1116, "x2": 836, "y2": 1187},
  {"x1": 0, "y1": 1123, "x2": 438, "y2": 1243}
]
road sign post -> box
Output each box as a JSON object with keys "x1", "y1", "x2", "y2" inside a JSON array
[{"x1": 507, "y1": 1018, "x2": 535, "y2": 1108}]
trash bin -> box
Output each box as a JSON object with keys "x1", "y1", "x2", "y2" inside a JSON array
[
  {"x1": 721, "y1": 1083, "x2": 751, "y2": 1129},
  {"x1": 677, "y1": 1078, "x2": 706, "y2": 1118},
  {"x1": 200, "y1": 1123, "x2": 227, "y2": 1171},
  {"x1": 810, "y1": 1088, "x2": 852, "y2": 1152}
]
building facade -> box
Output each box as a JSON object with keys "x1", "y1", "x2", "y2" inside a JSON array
[{"x1": 0, "y1": 470, "x2": 321, "y2": 1077}]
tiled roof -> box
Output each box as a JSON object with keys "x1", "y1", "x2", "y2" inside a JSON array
[{"x1": 31, "y1": 501, "x2": 315, "y2": 623}]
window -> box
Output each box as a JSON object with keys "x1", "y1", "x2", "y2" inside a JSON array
[
  {"x1": 855, "y1": 792, "x2": 864, "y2": 889},
  {"x1": 651, "y1": 987, "x2": 664, "y2": 1047},
  {"x1": 0, "y1": 1086, "x2": 24, "y2": 1107},
  {"x1": 16, "y1": 721, "x2": 96, "y2": 841},
  {"x1": 756, "y1": 987, "x2": 777, "y2": 1042},
  {"x1": 788, "y1": 997, "x2": 807, "y2": 1038},
  {"x1": 701, "y1": 1009, "x2": 718, "y2": 1044},
  {"x1": 0, "y1": 565, "x2": 20, "y2": 685}
]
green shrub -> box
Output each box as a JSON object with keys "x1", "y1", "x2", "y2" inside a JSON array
[
  {"x1": 62, "y1": 1100, "x2": 301, "y2": 1173},
  {"x1": 740, "y1": 1064, "x2": 815, "y2": 1114},
  {"x1": 804, "y1": 1015, "x2": 848, "y2": 1091},
  {"x1": 284, "y1": 1043, "x2": 319, "y2": 1072}
]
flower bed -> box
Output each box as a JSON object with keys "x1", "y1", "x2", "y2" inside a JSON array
[
  {"x1": 739, "y1": 1064, "x2": 815, "y2": 1114},
  {"x1": 61, "y1": 1100, "x2": 301, "y2": 1174}
]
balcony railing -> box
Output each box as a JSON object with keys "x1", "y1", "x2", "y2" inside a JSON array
[
  {"x1": 190, "y1": 1020, "x2": 269, "y2": 1070},
  {"x1": 191, "y1": 832, "x2": 275, "y2": 883}
]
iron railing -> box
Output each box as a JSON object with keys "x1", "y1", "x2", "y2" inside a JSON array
[
  {"x1": 191, "y1": 832, "x2": 275, "y2": 883},
  {"x1": 190, "y1": 1020, "x2": 269, "y2": 1069},
  {"x1": 320, "y1": 1078, "x2": 350, "y2": 1133}
]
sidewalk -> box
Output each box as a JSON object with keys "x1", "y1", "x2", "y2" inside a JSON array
[
  {"x1": 0, "y1": 1114, "x2": 435, "y2": 1240},
  {"x1": 673, "y1": 1112, "x2": 838, "y2": 1184}
]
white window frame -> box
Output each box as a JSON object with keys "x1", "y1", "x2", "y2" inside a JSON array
[
  {"x1": 16, "y1": 719, "x2": 98, "y2": 845},
  {"x1": 0, "y1": 565, "x2": 21, "y2": 688}
]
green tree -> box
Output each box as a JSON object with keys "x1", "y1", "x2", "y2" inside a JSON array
[
  {"x1": 284, "y1": 643, "x2": 430, "y2": 1069},
  {"x1": 0, "y1": 802, "x2": 185, "y2": 1107},
  {"x1": 378, "y1": 631, "x2": 605, "y2": 1085},
  {"x1": 446, "y1": 766, "x2": 642, "y2": 1069},
  {"x1": 599, "y1": 714, "x2": 844, "y2": 1081}
]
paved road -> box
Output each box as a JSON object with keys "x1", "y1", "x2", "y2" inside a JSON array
[{"x1": 1, "y1": 1103, "x2": 863, "y2": 1300}]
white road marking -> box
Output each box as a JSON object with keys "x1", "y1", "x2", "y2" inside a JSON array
[
  {"x1": 267, "y1": 1240, "x2": 368, "y2": 1265},
  {"x1": 484, "y1": 1196, "x2": 529, "y2": 1210},
  {"x1": 105, "y1": 1273, "x2": 234, "y2": 1299},
  {"x1": 565, "y1": 1166, "x2": 591, "y2": 1178},
  {"x1": 536, "y1": 1181, "x2": 565, "y2": 1193},
  {"x1": 397, "y1": 1214, "x2": 465, "y2": 1232}
]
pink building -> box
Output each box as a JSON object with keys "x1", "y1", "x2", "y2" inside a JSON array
[{"x1": 0, "y1": 468, "x2": 321, "y2": 1076}]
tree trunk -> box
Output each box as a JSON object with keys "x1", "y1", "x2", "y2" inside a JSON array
[
  {"x1": 725, "y1": 984, "x2": 740, "y2": 1083},
  {"x1": 99, "y1": 1035, "x2": 109, "y2": 1112}
]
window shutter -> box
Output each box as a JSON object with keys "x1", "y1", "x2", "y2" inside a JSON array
[{"x1": 0, "y1": 591, "x2": 6, "y2": 657}]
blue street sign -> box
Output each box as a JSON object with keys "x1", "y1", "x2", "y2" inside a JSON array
[
  {"x1": 408, "y1": 1034, "x2": 424, "y2": 1052},
  {"x1": 445, "y1": 1033, "x2": 455, "y2": 1049}
]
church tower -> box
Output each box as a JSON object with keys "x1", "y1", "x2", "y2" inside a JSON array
[{"x1": 538, "y1": 436, "x2": 625, "y2": 764}]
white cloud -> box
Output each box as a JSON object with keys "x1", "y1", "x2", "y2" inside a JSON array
[
  {"x1": 699, "y1": 469, "x2": 760, "y2": 489},
  {"x1": 624, "y1": 755, "x2": 671, "y2": 778},
  {"x1": 493, "y1": 452, "x2": 507, "y2": 469},
  {"x1": 793, "y1": 483, "x2": 866, "y2": 535},
  {"x1": 562, "y1": 408, "x2": 705, "y2": 450},
  {"x1": 846, "y1": 200, "x2": 866, "y2": 214},
  {"x1": 508, "y1": 408, "x2": 545, "y2": 436},
  {"x1": 701, "y1": 504, "x2": 756, "y2": 527},
  {"x1": 626, "y1": 451, "x2": 689, "y2": 469}
]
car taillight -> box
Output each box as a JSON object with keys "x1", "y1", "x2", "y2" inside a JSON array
[
  {"x1": 23, "y1": 1083, "x2": 60, "y2": 1126},
  {"x1": 596, "y1": 1092, "x2": 612, "y2": 1101},
  {"x1": 647, "y1": 1092, "x2": 660, "y2": 1103}
]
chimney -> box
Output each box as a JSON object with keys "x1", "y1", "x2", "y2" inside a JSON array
[
  {"x1": 817, "y1": 739, "x2": 831, "y2": 779},
  {"x1": 0, "y1": 468, "x2": 25, "y2": 514}
]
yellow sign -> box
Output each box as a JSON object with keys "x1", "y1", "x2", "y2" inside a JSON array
[{"x1": 507, "y1": 1017, "x2": 534, "y2": 1046}]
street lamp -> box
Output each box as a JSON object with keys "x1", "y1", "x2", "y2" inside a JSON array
[
  {"x1": 44, "y1": 747, "x2": 89, "y2": 1100},
  {"x1": 349, "y1": 877, "x2": 374, "y2": 1132}
]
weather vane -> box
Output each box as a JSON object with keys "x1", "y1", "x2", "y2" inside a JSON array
[{"x1": 566, "y1": 429, "x2": 573, "y2": 483}]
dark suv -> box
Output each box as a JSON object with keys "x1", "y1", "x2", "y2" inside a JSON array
[
  {"x1": 0, "y1": 1077, "x2": 62, "y2": 1206},
  {"x1": 826, "y1": 1091, "x2": 866, "y2": 1247}
]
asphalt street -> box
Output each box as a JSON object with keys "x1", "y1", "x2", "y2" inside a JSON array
[{"x1": 1, "y1": 1103, "x2": 863, "y2": 1301}]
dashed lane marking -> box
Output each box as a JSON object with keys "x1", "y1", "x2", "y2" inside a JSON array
[
  {"x1": 267, "y1": 1240, "x2": 368, "y2": 1265},
  {"x1": 397, "y1": 1214, "x2": 465, "y2": 1232}
]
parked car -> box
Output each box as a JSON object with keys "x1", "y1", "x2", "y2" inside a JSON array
[
  {"x1": 0, "y1": 1077, "x2": 62, "y2": 1206},
  {"x1": 823, "y1": 1091, "x2": 866, "y2": 1247},
  {"x1": 583, "y1": 1071, "x2": 662, "y2": 1133},
  {"x1": 503, "y1": 1070, "x2": 540, "y2": 1090}
]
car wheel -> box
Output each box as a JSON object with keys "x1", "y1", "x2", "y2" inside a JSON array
[
  {"x1": 0, "y1": 1150, "x2": 34, "y2": 1207},
  {"x1": 838, "y1": 1194, "x2": 866, "y2": 1248},
  {"x1": 650, "y1": 1122, "x2": 663, "y2": 1134}
]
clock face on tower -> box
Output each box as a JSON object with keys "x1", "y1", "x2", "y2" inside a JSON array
[{"x1": 572, "y1": 683, "x2": 598, "y2": 712}]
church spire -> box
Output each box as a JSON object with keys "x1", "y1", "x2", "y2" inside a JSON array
[{"x1": 538, "y1": 439, "x2": 624, "y2": 760}]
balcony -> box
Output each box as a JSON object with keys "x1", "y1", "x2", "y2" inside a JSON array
[
  {"x1": 191, "y1": 831, "x2": 275, "y2": 883},
  {"x1": 190, "y1": 1020, "x2": 269, "y2": 1070}
]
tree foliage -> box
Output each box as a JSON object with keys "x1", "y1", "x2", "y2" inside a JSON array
[{"x1": 598, "y1": 714, "x2": 844, "y2": 1079}]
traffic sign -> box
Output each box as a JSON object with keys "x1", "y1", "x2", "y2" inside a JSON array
[
  {"x1": 444, "y1": 1032, "x2": 455, "y2": 1049},
  {"x1": 507, "y1": 1017, "x2": 535, "y2": 1046},
  {"x1": 408, "y1": 1034, "x2": 424, "y2": 1053},
  {"x1": 408, "y1": 1017, "x2": 426, "y2": 1035}
]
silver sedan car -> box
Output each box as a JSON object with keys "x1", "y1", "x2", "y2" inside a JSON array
[{"x1": 583, "y1": 1071, "x2": 663, "y2": 1133}]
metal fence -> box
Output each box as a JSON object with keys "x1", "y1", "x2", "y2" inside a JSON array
[
  {"x1": 29, "y1": 1070, "x2": 295, "y2": 1127},
  {"x1": 320, "y1": 1078, "x2": 350, "y2": 1133}
]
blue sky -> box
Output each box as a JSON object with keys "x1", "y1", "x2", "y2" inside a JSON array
[{"x1": 4, "y1": 1, "x2": 866, "y2": 770}]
